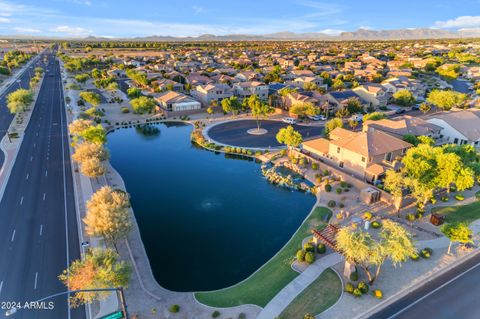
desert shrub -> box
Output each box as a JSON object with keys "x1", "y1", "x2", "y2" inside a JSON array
[
  {"x1": 373, "y1": 289, "x2": 383, "y2": 299},
  {"x1": 238, "y1": 313, "x2": 246, "y2": 319},
  {"x1": 349, "y1": 271, "x2": 359, "y2": 282},
  {"x1": 212, "y1": 311, "x2": 221, "y2": 318},
  {"x1": 303, "y1": 242, "x2": 315, "y2": 252},
  {"x1": 311, "y1": 162, "x2": 319, "y2": 170},
  {"x1": 455, "y1": 194, "x2": 465, "y2": 201},
  {"x1": 430, "y1": 198, "x2": 437, "y2": 204},
  {"x1": 328, "y1": 200, "x2": 336, "y2": 208},
  {"x1": 323, "y1": 169, "x2": 330, "y2": 176},
  {"x1": 339, "y1": 203, "x2": 345, "y2": 208},
  {"x1": 420, "y1": 248, "x2": 432, "y2": 259},
  {"x1": 353, "y1": 288, "x2": 362, "y2": 297},
  {"x1": 169, "y1": 304, "x2": 180, "y2": 313},
  {"x1": 305, "y1": 251, "x2": 315, "y2": 264},
  {"x1": 410, "y1": 251, "x2": 420, "y2": 261},
  {"x1": 336, "y1": 188, "x2": 343, "y2": 194},
  {"x1": 325, "y1": 184, "x2": 332, "y2": 192},
  {"x1": 415, "y1": 212, "x2": 423, "y2": 219},
  {"x1": 121, "y1": 107, "x2": 129, "y2": 113},
  {"x1": 441, "y1": 196, "x2": 449, "y2": 202},
  {"x1": 296, "y1": 249, "x2": 306, "y2": 262},
  {"x1": 317, "y1": 243, "x2": 326, "y2": 254},
  {"x1": 340, "y1": 181, "x2": 348, "y2": 188},
  {"x1": 363, "y1": 212, "x2": 372, "y2": 220},
  {"x1": 371, "y1": 221, "x2": 382, "y2": 229},
  {"x1": 358, "y1": 281, "x2": 369, "y2": 294},
  {"x1": 345, "y1": 282, "x2": 355, "y2": 293},
  {"x1": 406, "y1": 213, "x2": 415, "y2": 222}
]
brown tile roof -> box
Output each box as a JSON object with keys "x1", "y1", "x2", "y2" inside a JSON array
[
  {"x1": 428, "y1": 108, "x2": 480, "y2": 141},
  {"x1": 302, "y1": 138, "x2": 330, "y2": 154}
]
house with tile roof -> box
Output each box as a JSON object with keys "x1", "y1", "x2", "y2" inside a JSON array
[
  {"x1": 191, "y1": 83, "x2": 233, "y2": 107},
  {"x1": 155, "y1": 91, "x2": 201, "y2": 112},
  {"x1": 362, "y1": 115, "x2": 442, "y2": 139},
  {"x1": 353, "y1": 83, "x2": 390, "y2": 107}
]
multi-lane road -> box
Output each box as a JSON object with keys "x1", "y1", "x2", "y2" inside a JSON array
[{"x1": 0, "y1": 50, "x2": 84, "y2": 319}]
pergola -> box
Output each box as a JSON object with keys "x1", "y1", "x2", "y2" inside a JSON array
[{"x1": 312, "y1": 224, "x2": 341, "y2": 252}]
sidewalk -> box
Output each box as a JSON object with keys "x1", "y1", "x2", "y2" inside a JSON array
[{"x1": 257, "y1": 253, "x2": 343, "y2": 319}]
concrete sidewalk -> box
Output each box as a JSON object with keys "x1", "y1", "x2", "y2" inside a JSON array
[{"x1": 257, "y1": 253, "x2": 343, "y2": 319}]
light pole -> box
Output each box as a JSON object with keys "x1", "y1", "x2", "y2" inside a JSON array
[{"x1": 5, "y1": 287, "x2": 128, "y2": 318}]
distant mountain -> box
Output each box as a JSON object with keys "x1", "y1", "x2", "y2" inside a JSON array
[{"x1": 0, "y1": 28, "x2": 474, "y2": 41}]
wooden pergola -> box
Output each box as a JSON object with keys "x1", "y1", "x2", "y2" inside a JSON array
[{"x1": 312, "y1": 224, "x2": 341, "y2": 252}]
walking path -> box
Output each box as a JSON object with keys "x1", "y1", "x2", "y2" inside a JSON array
[{"x1": 257, "y1": 252, "x2": 343, "y2": 319}]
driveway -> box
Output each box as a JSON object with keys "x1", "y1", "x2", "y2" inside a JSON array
[{"x1": 206, "y1": 119, "x2": 324, "y2": 148}]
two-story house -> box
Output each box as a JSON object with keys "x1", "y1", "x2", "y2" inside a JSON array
[
  {"x1": 353, "y1": 84, "x2": 389, "y2": 108},
  {"x1": 233, "y1": 81, "x2": 269, "y2": 101},
  {"x1": 192, "y1": 83, "x2": 233, "y2": 107}
]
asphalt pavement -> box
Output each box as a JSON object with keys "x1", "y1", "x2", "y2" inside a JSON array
[
  {"x1": 207, "y1": 119, "x2": 324, "y2": 148},
  {"x1": 0, "y1": 50, "x2": 84, "y2": 319},
  {"x1": 369, "y1": 252, "x2": 480, "y2": 319}
]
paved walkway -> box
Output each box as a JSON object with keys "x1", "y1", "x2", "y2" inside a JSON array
[{"x1": 257, "y1": 252, "x2": 344, "y2": 319}]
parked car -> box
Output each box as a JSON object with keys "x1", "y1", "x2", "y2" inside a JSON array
[
  {"x1": 395, "y1": 108, "x2": 406, "y2": 114},
  {"x1": 411, "y1": 104, "x2": 420, "y2": 110},
  {"x1": 307, "y1": 114, "x2": 326, "y2": 121},
  {"x1": 350, "y1": 114, "x2": 363, "y2": 122},
  {"x1": 282, "y1": 117, "x2": 297, "y2": 124}
]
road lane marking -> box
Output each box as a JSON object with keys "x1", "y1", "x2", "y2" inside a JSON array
[
  {"x1": 40, "y1": 224, "x2": 43, "y2": 236},
  {"x1": 30, "y1": 156, "x2": 33, "y2": 161},
  {"x1": 34, "y1": 143, "x2": 36, "y2": 147},
  {"x1": 34, "y1": 272, "x2": 38, "y2": 289},
  {"x1": 20, "y1": 196, "x2": 23, "y2": 205},
  {"x1": 11, "y1": 230, "x2": 15, "y2": 242},
  {"x1": 0, "y1": 281, "x2": 3, "y2": 295},
  {"x1": 26, "y1": 173, "x2": 29, "y2": 180},
  {"x1": 43, "y1": 193, "x2": 46, "y2": 201},
  {"x1": 45, "y1": 170, "x2": 48, "y2": 177}
]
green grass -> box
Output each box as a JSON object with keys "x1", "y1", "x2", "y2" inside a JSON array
[
  {"x1": 433, "y1": 192, "x2": 480, "y2": 225},
  {"x1": 195, "y1": 207, "x2": 332, "y2": 308},
  {"x1": 279, "y1": 268, "x2": 342, "y2": 319}
]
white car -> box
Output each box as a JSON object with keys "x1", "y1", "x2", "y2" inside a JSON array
[
  {"x1": 350, "y1": 114, "x2": 363, "y2": 122},
  {"x1": 282, "y1": 117, "x2": 297, "y2": 124},
  {"x1": 308, "y1": 114, "x2": 326, "y2": 121}
]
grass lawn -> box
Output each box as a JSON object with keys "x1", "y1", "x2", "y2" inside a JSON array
[
  {"x1": 432, "y1": 192, "x2": 480, "y2": 225},
  {"x1": 279, "y1": 268, "x2": 342, "y2": 319},
  {"x1": 195, "y1": 206, "x2": 332, "y2": 308}
]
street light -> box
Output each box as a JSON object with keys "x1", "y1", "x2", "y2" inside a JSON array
[{"x1": 5, "y1": 287, "x2": 128, "y2": 318}]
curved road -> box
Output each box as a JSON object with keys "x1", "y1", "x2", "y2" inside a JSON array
[{"x1": 207, "y1": 119, "x2": 324, "y2": 148}]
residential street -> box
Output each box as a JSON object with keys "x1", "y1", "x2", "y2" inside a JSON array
[{"x1": 0, "y1": 50, "x2": 84, "y2": 319}]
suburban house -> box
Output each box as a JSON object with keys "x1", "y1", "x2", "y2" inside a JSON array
[
  {"x1": 291, "y1": 76, "x2": 327, "y2": 90},
  {"x1": 302, "y1": 127, "x2": 412, "y2": 182},
  {"x1": 362, "y1": 115, "x2": 443, "y2": 139},
  {"x1": 381, "y1": 76, "x2": 426, "y2": 100},
  {"x1": 192, "y1": 83, "x2": 233, "y2": 107},
  {"x1": 233, "y1": 81, "x2": 269, "y2": 100},
  {"x1": 353, "y1": 84, "x2": 389, "y2": 107},
  {"x1": 325, "y1": 90, "x2": 367, "y2": 112},
  {"x1": 281, "y1": 91, "x2": 329, "y2": 112},
  {"x1": 426, "y1": 108, "x2": 480, "y2": 148},
  {"x1": 155, "y1": 91, "x2": 202, "y2": 112}
]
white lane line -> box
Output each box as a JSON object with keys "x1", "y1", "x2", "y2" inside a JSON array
[
  {"x1": 19, "y1": 196, "x2": 23, "y2": 205},
  {"x1": 43, "y1": 193, "x2": 46, "y2": 201},
  {"x1": 10, "y1": 230, "x2": 16, "y2": 242},
  {"x1": 39, "y1": 224, "x2": 43, "y2": 236},
  {"x1": 36, "y1": 132, "x2": 38, "y2": 136},
  {"x1": 0, "y1": 281, "x2": 3, "y2": 295},
  {"x1": 26, "y1": 173, "x2": 29, "y2": 180},
  {"x1": 45, "y1": 170, "x2": 48, "y2": 177},
  {"x1": 34, "y1": 272, "x2": 38, "y2": 290},
  {"x1": 30, "y1": 156, "x2": 33, "y2": 161},
  {"x1": 34, "y1": 143, "x2": 36, "y2": 147}
]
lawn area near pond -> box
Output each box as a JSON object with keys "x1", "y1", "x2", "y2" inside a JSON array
[
  {"x1": 432, "y1": 191, "x2": 480, "y2": 225},
  {"x1": 279, "y1": 268, "x2": 342, "y2": 318},
  {"x1": 195, "y1": 207, "x2": 333, "y2": 308}
]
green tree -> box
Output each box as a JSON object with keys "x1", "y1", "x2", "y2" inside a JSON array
[
  {"x1": 130, "y1": 96, "x2": 156, "y2": 114},
  {"x1": 276, "y1": 125, "x2": 303, "y2": 150},
  {"x1": 6, "y1": 88, "x2": 34, "y2": 113},
  {"x1": 325, "y1": 118, "x2": 344, "y2": 136},
  {"x1": 427, "y1": 90, "x2": 467, "y2": 111},
  {"x1": 221, "y1": 96, "x2": 241, "y2": 117},
  {"x1": 393, "y1": 89, "x2": 415, "y2": 106},
  {"x1": 332, "y1": 78, "x2": 345, "y2": 90},
  {"x1": 363, "y1": 112, "x2": 386, "y2": 121},
  {"x1": 441, "y1": 222, "x2": 473, "y2": 254},
  {"x1": 436, "y1": 64, "x2": 460, "y2": 80},
  {"x1": 59, "y1": 248, "x2": 130, "y2": 307},
  {"x1": 348, "y1": 119, "x2": 359, "y2": 130},
  {"x1": 127, "y1": 87, "x2": 141, "y2": 99},
  {"x1": 79, "y1": 91, "x2": 101, "y2": 107},
  {"x1": 345, "y1": 97, "x2": 363, "y2": 114},
  {"x1": 75, "y1": 73, "x2": 90, "y2": 83},
  {"x1": 247, "y1": 94, "x2": 273, "y2": 131},
  {"x1": 419, "y1": 102, "x2": 431, "y2": 114},
  {"x1": 79, "y1": 125, "x2": 107, "y2": 144}
]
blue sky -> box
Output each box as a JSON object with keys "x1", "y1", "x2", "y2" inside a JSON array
[{"x1": 1, "y1": 0, "x2": 480, "y2": 37}]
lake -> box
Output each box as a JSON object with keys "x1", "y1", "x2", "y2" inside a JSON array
[{"x1": 107, "y1": 122, "x2": 315, "y2": 291}]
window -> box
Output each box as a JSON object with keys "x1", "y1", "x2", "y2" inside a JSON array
[
  {"x1": 339, "y1": 161, "x2": 344, "y2": 168},
  {"x1": 385, "y1": 152, "x2": 393, "y2": 162},
  {"x1": 454, "y1": 138, "x2": 459, "y2": 144},
  {"x1": 337, "y1": 147, "x2": 340, "y2": 154},
  {"x1": 361, "y1": 157, "x2": 366, "y2": 162}
]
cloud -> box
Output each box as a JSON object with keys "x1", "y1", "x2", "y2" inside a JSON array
[
  {"x1": 13, "y1": 27, "x2": 41, "y2": 33},
  {"x1": 319, "y1": 28, "x2": 345, "y2": 36},
  {"x1": 50, "y1": 25, "x2": 93, "y2": 36},
  {"x1": 0, "y1": 17, "x2": 11, "y2": 23},
  {"x1": 72, "y1": 0, "x2": 92, "y2": 6},
  {"x1": 192, "y1": 5, "x2": 205, "y2": 14},
  {"x1": 435, "y1": 16, "x2": 480, "y2": 28}
]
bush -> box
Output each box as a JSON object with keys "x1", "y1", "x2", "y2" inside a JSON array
[
  {"x1": 358, "y1": 281, "x2": 369, "y2": 294},
  {"x1": 430, "y1": 197, "x2": 437, "y2": 204},
  {"x1": 406, "y1": 213, "x2": 415, "y2": 222},
  {"x1": 345, "y1": 282, "x2": 355, "y2": 293},
  {"x1": 363, "y1": 212, "x2": 372, "y2": 220},
  {"x1": 296, "y1": 249, "x2": 306, "y2": 262},
  {"x1": 317, "y1": 243, "x2": 326, "y2": 254},
  {"x1": 328, "y1": 200, "x2": 336, "y2": 208},
  {"x1": 421, "y1": 248, "x2": 432, "y2": 259},
  {"x1": 371, "y1": 221, "x2": 382, "y2": 229},
  {"x1": 373, "y1": 289, "x2": 383, "y2": 299},
  {"x1": 353, "y1": 288, "x2": 362, "y2": 298},
  {"x1": 238, "y1": 313, "x2": 246, "y2": 319},
  {"x1": 305, "y1": 251, "x2": 315, "y2": 264},
  {"x1": 323, "y1": 169, "x2": 330, "y2": 176},
  {"x1": 336, "y1": 188, "x2": 343, "y2": 194},
  {"x1": 212, "y1": 311, "x2": 221, "y2": 318},
  {"x1": 455, "y1": 194, "x2": 465, "y2": 201},
  {"x1": 324, "y1": 184, "x2": 332, "y2": 192},
  {"x1": 415, "y1": 212, "x2": 423, "y2": 219},
  {"x1": 291, "y1": 157, "x2": 298, "y2": 164},
  {"x1": 339, "y1": 203, "x2": 345, "y2": 208},
  {"x1": 299, "y1": 157, "x2": 306, "y2": 166},
  {"x1": 441, "y1": 196, "x2": 449, "y2": 202},
  {"x1": 340, "y1": 181, "x2": 348, "y2": 188},
  {"x1": 311, "y1": 162, "x2": 319, "y2": 170},
  {"x1": 410, "y1": 251, "x2": 420, "y2": 261},
  {"x1": 349, "y1": 271, "x2": 358, "y2": 282},
  {"x1": 169, "y1": 304, "x2": 180, "y2": 313},
  {"x1": 303, "y1": 242, "x2": 315, "y2": 252}
]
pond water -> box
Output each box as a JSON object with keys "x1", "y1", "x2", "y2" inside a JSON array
[{"x1": 107, "y1": 122, "x2": 315, "y2": 291}]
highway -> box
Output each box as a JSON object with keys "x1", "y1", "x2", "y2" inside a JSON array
[
  {"x1": 0, "y1": 50, "x2": 84, "y2": 319},
  {"x1": 369, "y1": 252, "x2": 480, "y2": 319}
]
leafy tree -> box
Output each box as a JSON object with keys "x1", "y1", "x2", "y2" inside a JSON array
[
  {"x1": 290, "y1": 102, "x2": 319, "y2": 118},
  {"x1": 79, "y1": 91, "x2": 101, "y2": 107},
  {"x1": 84, "y1": 186, "x2": 132, "y2": 248},
  {"x1": 348, "y1": 119, "x2": 359, "y2": 130},
  {"x1": 130, "y1": 96, "x2": 156, "y2": 114},
  {"x1": 402, "y1": 134, "x2": 420, "y2": 146},
  {"x1": 332, "y1": 78, "x2": 345, "y2": 90},
  {"x1": 345, "y1": 97, "x2": 363, "y2": 114},
  {"x1": 441, "y1": 222, "x2": 473, "y2": 254},
  {"x1": 427, "y1": 90, "x2": 467, "y2": 111},
  {"x1": 72, "y1": 142, "x2": 109, "y2": 163},
  {"x1": 125, "y1": 69, "x2": 148, "y2": 86},
  {"x1": 6, "y1": 89, "x2": 34, "y2": 113},
  {"x1": 75, "y1": 73, "x2": 90, "y2": 83},
  {"x1": 393, "y1": 89, "x2": 415, "y2": 106},
  {"x1": 325, "y1": 118, "x2": 343, "y2": 136},
  {"x1": 419, "y1": 102, "x2": 431, "y2": 114},
  {"x1": 69, "y1": 119, "x2": 94, "y2": 136},
  {"x1": 336, "y1": 220, "x2": 415, "y2": 284},
  {"x1": 80, "y1": 157, "x2": 106, "y2": 178},
  {"x1": 247, "y1": 94, "x2": 273, "y2": 131},
  {"x1": 436, "y1": 64, "x2": 460, "y2": 80},
  {"x1": 221, "y1": 96, "x2": 241, "y2": 117},
  {"x1": 276, "y1": 125, "x2": 303, "y2": 150},
  {"x1": 79, "y1": 125, "x2": 107, "y2": 144},
  {"x1": 363, "y1": 112, "x2": 386, "y2": 121},
  {"x1": 127, "y1": 87, "x2": 141, "y2": 99},
  {"x1": 59, "y1": 248, "x2": 130, "y2": 307}
]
